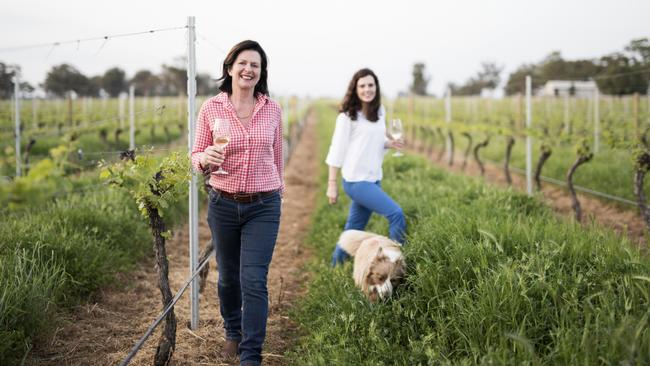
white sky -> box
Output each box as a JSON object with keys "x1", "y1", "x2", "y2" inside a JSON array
[{"x1": 1, "y1": 0, "x2": 649, "y2": 99}]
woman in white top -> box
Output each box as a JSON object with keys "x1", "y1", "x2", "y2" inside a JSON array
[{"x1": 325, "y1": 68, "x2": 407, "y2": 266}]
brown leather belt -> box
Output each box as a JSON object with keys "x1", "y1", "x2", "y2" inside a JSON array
[{"x1": 215, "y1": 189, "x2": 277, "y2": 203}]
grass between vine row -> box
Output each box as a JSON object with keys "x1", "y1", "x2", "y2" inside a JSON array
[
  {"x1": 288, "y1": 102, "x2": 650, "y2": 365},
  {"x1": 0, "y1": 164, "x2": 188, "y2": 365}
]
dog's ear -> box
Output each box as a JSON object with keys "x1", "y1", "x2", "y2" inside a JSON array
[{"x1": 371, "y1": 246, "x2": 386, "y2": 263}]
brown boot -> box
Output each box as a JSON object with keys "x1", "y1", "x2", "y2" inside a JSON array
[{"x1": 220, "y1": 339, "x2": 239, "y2": 359}]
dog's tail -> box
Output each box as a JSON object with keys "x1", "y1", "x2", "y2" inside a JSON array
[{"x1": 338, "y1": 230, "x2": 380, "y2": 256}]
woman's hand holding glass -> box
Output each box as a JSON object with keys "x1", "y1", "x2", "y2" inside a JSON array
[
  {"x1": 211, "y1": 118, "x2": 231, "y2": 175},
  {"x1": 201, "y1": 145, "x2": 225, "y2": 173},
  {"x1": 388, "y1": 118, "x2": 405, "y2": 156}
]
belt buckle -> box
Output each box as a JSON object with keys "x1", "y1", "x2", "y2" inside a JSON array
[{"x1": 233, "y1": 193, "x2": 242, "y2": 201}]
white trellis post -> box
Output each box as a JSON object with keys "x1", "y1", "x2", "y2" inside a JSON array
[
  {"x1": 13, "y1": 74, "x2": 21, "y2": 177},
  {"x1": 32, "y1": 98, "x2": 38, "y2": 130},
  {"x1": 445, "y1": 87, "x2": 452, "y2": 161},
  {"x1": 525, "y1": 75, "x2": 533, "y2": 196},
  {"x1": 563, "y1": 93, "x2": 570, "y2": 135},
  {"x1": 594, "y1": 87, "x2": 600, "y2": 154},
  {"x1": 186, "y1": 16, "x2": 200, "y2": 331},
  {"x1": 129, "y1": 85, "x2": 135, "y2": 150},
  {"x1": 119, "y1": 92, "x2": 126, "y2": 129}
]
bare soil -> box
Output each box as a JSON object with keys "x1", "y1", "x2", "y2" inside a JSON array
[
  {"x1": 411, "y1": 144, "x2": 648, "y2": 248},
  {"x1": 27, "y1": 112, "x2": 320, "y2": 366}
]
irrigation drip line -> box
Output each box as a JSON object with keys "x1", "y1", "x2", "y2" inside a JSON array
[
  {"x1": 119, "y1": 252, "x2": 213, "y2": 366},
  {"x1": 0, "y1": 26, "x2": 188, "y2": 53},
  {"x1": 505, "y1": 165, "x2": 638, "y2": 206}
]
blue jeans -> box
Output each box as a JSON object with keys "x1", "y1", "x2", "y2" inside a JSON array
[
  {"x1": 207, "y1": 189, "x2": 281, "y2": 366},
  {"x1": 331, "y1": 180, "x2": 406, "y2": 266}
]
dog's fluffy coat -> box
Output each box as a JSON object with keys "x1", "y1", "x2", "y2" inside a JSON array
[{"x1": 338, "y1": 230, "x2": 405, "y2": 302}]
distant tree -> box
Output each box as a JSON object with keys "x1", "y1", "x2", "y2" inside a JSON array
[
  {"x1": 196, "y1": 73, "x2": 217, "y2": 96},
  {"x1": 160, "y1": 65, "x2": 187, "y2": 96},
  {"x1": 131, "y1": 70, "x2": 160, "y2": 96},
  {"x1": 410, "y1": 62, "x2": 430, "y2": 96},
  {"x1": 450, "y1": 61, "x2": 503, "y2": 96},
  {"x1": 44, "y1": 64, "x2": 92, "y2": 97},
  {"x1": 596, "y1": 53, "x2": 647, "y2": 95},
  {"x1": 625, "y1": 37, "x2": 650, "y2": 65},
  {"x1": 88, "y1": 75, "x2": 102, "y2": 97},
  {"x1": 0, "y1": 62, "x2": 18, "y2": 99},
  {"x1": 477, "y1": 61, "x2": 503, "y2": 90},
  {"x1": 102, "y1": 67, "x2": 127, "y2": 97},
  {"x1": 504, "y1": 40, "x2": 650, "y2": 96},
  {"x1": 538, "y1": 51, "x2": 599, "y2": 81},
  {"x1": 20, "y1": 82, "x2": 34, "y2": 94},
  {"x1": 504, "y1": 64, "x2": 540, "y2": 95}
]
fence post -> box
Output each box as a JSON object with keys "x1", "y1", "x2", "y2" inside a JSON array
[
  {"x1": 594, "y1": 87, "x2": 600, "y2": 154},
  {"x1": 13, "y1": 74, "x2": 21, "y2": 177},
  {"x1": 526, "y1": 75, "x2": 532, "y2": 196},
  {"x1": 633, "y1": 93, "x2": 639, "y2": 141},
  {"x1": 119, "y1": 92, "x2": 126, "y2": 129},
  {"x1": 445, "y1": 87, "x2": 452, "y2": 161},
  {"x1": 186, "y1": 16, "x2": 200, "y2": 331},
  {"x1": 32, "y1": 98, "x2": 38, "y2": 130},
  {"x1": 129, "y1": 85, "x2": 135, "y2": 150}
]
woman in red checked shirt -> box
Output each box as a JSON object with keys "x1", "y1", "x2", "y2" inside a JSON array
[{"x1": 191, "y1": 40, "x2": 283, "y2": 366}]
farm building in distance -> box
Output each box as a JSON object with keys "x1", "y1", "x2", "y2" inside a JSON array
[{"x1": 540, "y1": 80, "x2": 598, "y2": 98}]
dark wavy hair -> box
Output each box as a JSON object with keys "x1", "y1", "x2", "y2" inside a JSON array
[
  {"x1": 218, "y1": 40, "x2": 269, "y2": 96},
  {"x1": 340, "y1": 68, "x2": 381, "y2": 122}
]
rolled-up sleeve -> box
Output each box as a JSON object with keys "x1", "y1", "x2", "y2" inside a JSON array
[{"x1": 325, "y1": 113, "x2": 351, "y2": 168}]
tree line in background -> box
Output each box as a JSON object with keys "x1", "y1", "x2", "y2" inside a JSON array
[
  {"x1": 2, "y1": 37, "x2": 648, "y2": 99},
  {"x1": 0, "y1": 56, "x2": 217, "y2": 99},
  {"x1": 409, "y1": 37, "x2": 650, "y2": 97}
]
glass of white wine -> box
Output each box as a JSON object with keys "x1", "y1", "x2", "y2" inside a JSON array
[
  {"x1": 212, "y1": 118, "x2": 231, "y2": 175},
  {"x1": 389, "y1": 118, "x2": 404, "y2": 157}
]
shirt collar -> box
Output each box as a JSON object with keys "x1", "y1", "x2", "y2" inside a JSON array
[{"x1": 214, "y1": 92, "x2": 268, "y2": 110}]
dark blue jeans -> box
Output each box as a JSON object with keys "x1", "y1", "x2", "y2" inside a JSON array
[
  {"x1": 331, "y1": 180, "x2": 406, "y2": 266},
  {"x1": 207, "y1": 189, "x2": 281, "y2": 366}
]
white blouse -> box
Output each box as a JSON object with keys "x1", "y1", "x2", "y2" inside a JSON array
[{"x1": 325, "y1": 106, "x2": 388, "y2": 182}]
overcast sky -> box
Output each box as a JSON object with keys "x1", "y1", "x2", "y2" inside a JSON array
[{"x1": 1, "y1": 0, "x2": 649, "y2": 99}]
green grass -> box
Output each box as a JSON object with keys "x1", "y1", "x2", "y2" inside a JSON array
[
  {"x1": 289, "y1": 102, "x2": 650, "y2": 365},
  {"x1": 0, "y1": 172, "x2": 189, "y2": 365}
]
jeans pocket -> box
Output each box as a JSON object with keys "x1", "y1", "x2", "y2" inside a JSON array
[
  {"x1": 209, "y1": 188, "x2": 221, "y2": 204},
  {"x1": 260, "y1": 191, "x2": 281, "y2": 206}
]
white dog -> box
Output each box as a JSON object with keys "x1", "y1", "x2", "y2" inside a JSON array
[{"x1": 338, "y1": 230, "x2": 406, "y2": 302}]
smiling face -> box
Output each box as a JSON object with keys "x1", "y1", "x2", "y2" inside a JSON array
[
  {"x1": 228, "y1": 50, "x2": 262, "y2": 91},
  {"x1": 356, "y1": 74, "x2": 377, "y2": 106}
]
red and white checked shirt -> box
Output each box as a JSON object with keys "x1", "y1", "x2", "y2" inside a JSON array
[{"x1": 191, "y1": 92, "x2": 284, "y2": 194}]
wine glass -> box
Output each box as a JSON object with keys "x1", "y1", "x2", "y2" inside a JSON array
[
  {"x1": 212, "y1": 118, "x2": 230, "y2": 175},
  {"x1": 389, "y1": 118, "x2": 404, "y2": 157}
]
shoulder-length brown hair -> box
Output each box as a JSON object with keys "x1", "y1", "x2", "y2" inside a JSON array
[
  {"x1": 218, "y1": 40, "x2": 269, "y2": 96},
  {"x1": 340, "y1": 68, "x2": 381, "y2": 122}
]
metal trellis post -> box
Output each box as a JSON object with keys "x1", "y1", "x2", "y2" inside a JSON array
[
  {"x1": 525, "y1": 75, "x2": 532, "y2": 196},
  {"x1": 186, "y1": 16, "x2": 200, "y2": 330},
  {"x1": 13, "y1": 74, "x2": 21, "y2": 177},
  {"x1": 129, "y1": 85, "x2": 135, "y2": 150}
]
